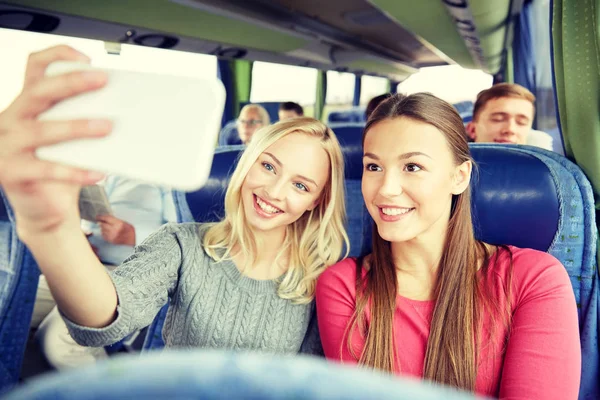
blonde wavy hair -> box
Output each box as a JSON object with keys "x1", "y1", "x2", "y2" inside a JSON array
[{"x1": 203, "y1": 117, "x2": 349, "y2": 304}]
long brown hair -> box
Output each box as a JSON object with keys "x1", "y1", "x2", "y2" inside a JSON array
[{"x1": 348, "y1": 93, "x2": 512, "y2": 390}]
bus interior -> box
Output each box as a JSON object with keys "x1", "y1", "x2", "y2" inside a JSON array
[{"x1": 0, "y1": 0, "x2": 598, "y2": 398}]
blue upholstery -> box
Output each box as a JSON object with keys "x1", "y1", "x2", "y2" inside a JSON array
[
  {"x1": 6, "y1": 350, "x2": 477, "y2": 400},
  {"x1": 0, "y1": 191, "x2": 41, "y2": 393},
  {"x1": 327, "y1": 107, "x2": 366, "y2": 124},
  {"x1": 453, "y1": 100, "x2": 474, "y2": 123},
  {"x1": 328, "y1": 123, "x2": 364, "y2": 177},
  {"x1": 471, "y1": 144, "x2": 600, "y2": 399},
  {"x1": 328, "y1": 123, "x2": 368, "y2": 258},
  {"x1": 218, "y1": 120, "x2": 242, "y2": 146}
]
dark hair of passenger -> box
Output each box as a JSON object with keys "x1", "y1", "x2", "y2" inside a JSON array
[
  {"x1": 349, "y1": 92, "x2": 512, "y2": 391},
  {"x1": 365, "y1": 93, "x2": 392, "y2": 119},
  {"x1": 472, "y1": 83, "x2": 535, "y2": 121},
  {"x1": 279, "y1": 101, "x2": 304, "y2": 116}
]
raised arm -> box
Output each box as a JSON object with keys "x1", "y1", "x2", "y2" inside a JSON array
[{"x1": 0, "y1": 45, "x2": 117, "y2": 328}]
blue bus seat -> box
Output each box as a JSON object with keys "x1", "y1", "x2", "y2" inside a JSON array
[
  {"x1": 0, "y1": 191, "x2": 41, "y2": 393},
  {"x1": 328, "y1": 123, "x2": 364, "y2": 175},
  {"x1": 6, "y1": 349, "x2": 478, "y2": 400},
  {"x1": 328, "y1": 122, "x2": 368, "y2": 258},
  {"x1": 327, "y1": 107, "x2": 366, "y2": 124},
  {"x1": 218, "y1": 120, "x2": 242, "y2": 146},
  {"x1": 453, "y1": 100, "x2": 474, "y2": 123}
]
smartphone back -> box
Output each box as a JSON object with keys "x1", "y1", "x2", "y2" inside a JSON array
[{"x1": 37, "y1": 62, "x2": 226, "y2": 191}]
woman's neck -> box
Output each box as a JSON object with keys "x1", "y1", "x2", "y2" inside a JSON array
[
  {"x1": 232, "y1": 226, "x2": 289, "y2": 280},
  {"x1": 390, "y1": 230, "x2": 446, "y2": 301}
]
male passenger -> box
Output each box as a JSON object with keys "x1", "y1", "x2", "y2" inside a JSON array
[
  {"x1": 278, "y1": 101, "x2": 304, "y2": 120},
  {"x1": 466, "y1": 83, "x2": 536, "y2": 145},
  {"x1": 236, "y1": 104, "x2": 270, "y2": 144}
]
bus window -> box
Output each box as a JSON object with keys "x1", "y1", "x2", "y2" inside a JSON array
[
  {"x1": 359, "y1": 75, "x2": 389, "y2": 105},
  {"x1": 323, "y1": 71, "x2": 355, "y2": 122},
  {"x1": 397, "y1": 65, "x2": 492, "y2": 104},
  {"x1": 0, "y1": 28, "x2": 217, "y2": 113},
  {"x1": 250, "y1": 61, "x2": 317, "y2": 117}
]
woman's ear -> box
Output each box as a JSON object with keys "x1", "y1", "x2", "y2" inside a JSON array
[{"x1": 451, "y1": 160, "x2": 472, "y2": 195}]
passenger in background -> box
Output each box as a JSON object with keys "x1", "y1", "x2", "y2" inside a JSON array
[
  {"x1": 317, "y1": 93, "x2": 580, "y2": 399},
  {"x1": 236, "y1": 104, "x2": 270, "y2": 144},
  {"x1": 466, "y1": 83, "x2": 552, "y2": 149},
  {"x1": 278, "y1": 102, "x2": 304, "y2": 120},
  {"x1": 0, "y1": 45, "x2": 348, "y2": 360},
  {"x1": 365, "y1": 93, "x2": 392, "y2": 120},
  {"x1": 31, "y1": 175, "x2": 176, "y2": 369}
]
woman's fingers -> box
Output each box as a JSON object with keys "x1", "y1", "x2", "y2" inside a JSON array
[
  {"x1": 0, "y1": 119, "x2": 112, "y2": 157},
  {"x1": 0, "y1": 155, "x2": 104, "y2": 186},
  {"x1": 10, "y1": 69, "x2": 108, "y2": 120},
  {"x1": 23, "y1": 45, "x2": 91, "y2": 89}
]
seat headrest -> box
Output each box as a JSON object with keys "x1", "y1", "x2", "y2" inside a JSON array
[
  {"x1": 329, "y1": 123, "x2": 365, "y2": 179},
  {"x1": 469, "y1": 144, "x2": 559, "y2": 251},
  {"x1": 184, "y1": 146, "x2": 245, "y2": 222},
  {"x1": 218, "y1": 120, "x2": 242, "y2": 146},
  {"x1": 327, "y1": 107, "x2": 366, "y2": 124}
]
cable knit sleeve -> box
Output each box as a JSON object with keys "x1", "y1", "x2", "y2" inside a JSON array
[{"x1": 63, "y1": 223, "x2": 193, "y2": 347}]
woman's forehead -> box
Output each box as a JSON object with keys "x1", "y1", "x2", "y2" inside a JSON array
[
  {"x1": 364, "y1": 118, "x2": 450, "y2": 158},
  {"x1": 262, "y1": 134, "x2": 330, "y2": 181}
]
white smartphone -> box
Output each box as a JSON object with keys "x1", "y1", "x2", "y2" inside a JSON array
[{"x1": 36, "y1": 62, "x2": 226, "y2": 191}]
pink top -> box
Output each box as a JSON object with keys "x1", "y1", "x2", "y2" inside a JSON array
[{"x1": 316, "y1": 246, "x2": 581, "y2": 399}]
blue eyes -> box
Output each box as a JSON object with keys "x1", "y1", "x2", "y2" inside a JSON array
[
  {"x1": 294, "y1": 183, "x2": 308, "y2": 191},
  {"x1": 261, "y1": 162, "x2": 309, "y2": 192}
]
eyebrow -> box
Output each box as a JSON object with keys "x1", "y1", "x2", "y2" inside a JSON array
[
  {"x1": 363, "y1": 151, "x2": 432, "y2": 160},
  {"x1": 490, "y1": 112, "x2": 531, "y2": 121},
  {"x1": 263, "y1": 152, "x2": 319, "y2": 188}
]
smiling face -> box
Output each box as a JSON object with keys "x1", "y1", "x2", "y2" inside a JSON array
[
  {"x1": 240, "y1": 132, "x2": 330, "y2": 237},
  {"x1": 362, "y1": 117, "x2": 471, "y2": 245},
  {"x1": 468, "y1": 96, "x2": 534, "y2": 144}
]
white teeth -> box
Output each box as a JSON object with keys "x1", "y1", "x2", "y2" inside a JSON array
[
  {"x1": 381, "y1": 207, "x2": 413, "y2": 216},
  {"x1": 256, "y1": 196, "x2": 281, "y2": 214}
]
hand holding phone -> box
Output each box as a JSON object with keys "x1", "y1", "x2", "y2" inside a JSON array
[
  {"x1": 0, "y1": 45, "x2": 109, "y2": 238},
  {"x1": 37, "y1": 61, "x2": 225, "y2": 191}
]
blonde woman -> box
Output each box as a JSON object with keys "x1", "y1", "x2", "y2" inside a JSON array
[{"x1": 0, "y1": 45, "x2": 348, "y2": 354}]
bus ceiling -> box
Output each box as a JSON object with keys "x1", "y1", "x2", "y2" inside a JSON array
[{"x1": 0, "y1": 0, "x2": 524, "y2": 79}]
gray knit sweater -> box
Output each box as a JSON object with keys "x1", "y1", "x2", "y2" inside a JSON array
[{"x1": 64, "y1": 223, "x2": 323, "y2": 355}]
